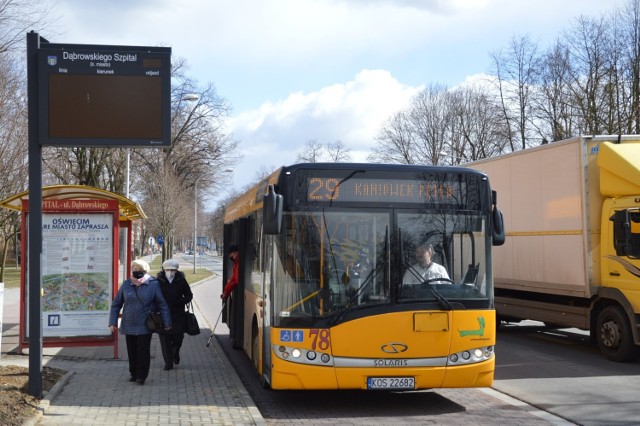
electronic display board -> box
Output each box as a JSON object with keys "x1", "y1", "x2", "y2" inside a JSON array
[
  {"x1": 306, "y1": 177, "x2": 463, "y2": 204},
  {"x1": 37, "y1": 43, "x2": 171, "y2": 147}
]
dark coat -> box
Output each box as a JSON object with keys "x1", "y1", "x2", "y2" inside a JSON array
[{"x1": 156, "y1": 270, "x2": 193, "y2": 334}]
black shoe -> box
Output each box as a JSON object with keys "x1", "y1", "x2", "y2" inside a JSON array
[
  {"x1": 163, "y1": 365, "x2": 173, "y2": 371},
  {"x1": 128, "y1": 377, "x2": 137, "y2": 382},
  {"x1": 137, "y1": 378, "x2": 145, "y2": 385},
  {"x1": 174, "y1": 352, "x2": 180, "y2": 365}
]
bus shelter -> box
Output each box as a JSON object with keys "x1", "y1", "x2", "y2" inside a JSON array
[{"x1": 0, "y1": 185, "x2": 146, "y2": 357}]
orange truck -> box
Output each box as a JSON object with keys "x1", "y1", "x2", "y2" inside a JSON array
[{"x1": 468, "y1": 135, "x2": 640, "y2": 361}]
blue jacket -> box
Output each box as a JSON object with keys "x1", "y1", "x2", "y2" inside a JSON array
[{"x1": 109, "y1": 277, "x2": 172, "y2": 335}]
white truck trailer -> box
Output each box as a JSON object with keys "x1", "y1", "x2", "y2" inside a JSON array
[{"x1": 467, "y1": 135, "x2": 640, "y2": 361}]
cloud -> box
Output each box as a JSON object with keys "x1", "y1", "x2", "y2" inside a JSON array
[{"x1": 227, "y1": 69, "x2": 420, "y2": 188}]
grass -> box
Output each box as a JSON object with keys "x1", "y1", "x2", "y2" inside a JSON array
[
  {"x1": 0, "y1": 266, "x2": 21, "y2": 288},
  {"x1": 146, "y1": 254, "x2": 214, "y2": 284},
  {"x1": 0, "y1": 255, "x2": 214, "y2": 289}
]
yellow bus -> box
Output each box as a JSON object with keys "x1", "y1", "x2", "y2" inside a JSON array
[{"x1": 222, "y1": 163, "x2": 505, "y2": 390}]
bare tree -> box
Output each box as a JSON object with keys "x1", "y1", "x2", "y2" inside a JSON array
[
  {"x1": 616, "y1": 0, "x2": 640, "y2": 133},
  {"x1": 296, "y1": 139, "x2": 324, "y2": 163},
  {"x1": 0, "y1": 0, "x2": 55, "y2": 53},
  {"x1": 0, "y1": 55, "x2": 28, "y2": 280},
  {"x1": 563, "y1": 15, "x2": 614, "y2": 134},
  {"x1": 205, "y1": 190, "x2": 241, "y2": 255},
  {"x1": 138, "y1": 162, "x2": 192, "y2": 261},
  {"x1": 370, "y1": 85, "x2": 452, "y2": 165},
  {"x1": 296, "y1": 139, "x2": 351, "y2": 163},
  {"x1": 369, "y1": 110, "x2": 417, "y2": 164},
  {"x1": 447, "y1": 85, "x2": 509, "y2": 162},
  {"x1": 326, "y1": 140, "x2": 351, "y2": 162},
  {"x1": 531, "y1": 40, "x2": 577, "y2": 142},
  {"x1": 490, "y1": 35, "x2": 541, "y2": 150}
]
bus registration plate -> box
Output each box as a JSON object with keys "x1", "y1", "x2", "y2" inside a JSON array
[{"x1": 367, "y1": 377, "x2": 415, "y2": 390}]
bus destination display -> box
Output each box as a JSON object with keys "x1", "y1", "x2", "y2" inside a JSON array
[{"x1": 307, "y1": 177, "x2": 464, "y2": 204}]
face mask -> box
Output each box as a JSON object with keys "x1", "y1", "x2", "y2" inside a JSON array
[
  {"x1": 132, "y1": 271, "x2": 145, "y2": 279},
  {"x1": 166, "y1": 271, "x2": 175, "y2": 282}
]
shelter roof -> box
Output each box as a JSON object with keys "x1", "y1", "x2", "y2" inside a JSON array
[{"x1": 0, "y1": 185, "x2": 146, "y2": 221}]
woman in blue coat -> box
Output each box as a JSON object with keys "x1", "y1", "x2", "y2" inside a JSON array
[{"x1": 109, "y1": 259, "x2": 172, "y2": 385}]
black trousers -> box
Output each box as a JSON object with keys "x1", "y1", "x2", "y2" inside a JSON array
[
  {"x1": 159, "y1": 332, "x2": 184, "y2": 367},
  {"x1": 125, "y1": 334, "x2": 153, "y2": 380}
]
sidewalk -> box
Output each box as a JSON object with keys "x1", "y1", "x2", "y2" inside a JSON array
[{"x1": 0, "y1": 272, "x2": 265, "y2": 425}]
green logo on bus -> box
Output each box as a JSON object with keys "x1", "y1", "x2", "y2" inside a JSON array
[{"x1": 459, "y1": 316, "x2": 485, "y2": 337}]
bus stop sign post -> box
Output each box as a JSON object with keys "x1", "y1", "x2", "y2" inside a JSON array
[{"x1": 26, "y1": 31, "x2": 171, "y2": 397}]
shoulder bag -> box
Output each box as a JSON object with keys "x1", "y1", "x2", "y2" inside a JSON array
[
  {"x1": 134, "y1": 285, "x2": 164, "y2": 333},
  {"x1": 185, "y1": 302, "x2": 201, "y2": 336}
]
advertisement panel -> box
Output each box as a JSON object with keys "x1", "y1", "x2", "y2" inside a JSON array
[{"x1": 41, "y1": 213, "x2": 113, "y2": 337}]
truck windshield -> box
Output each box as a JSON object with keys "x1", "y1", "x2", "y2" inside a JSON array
[{"x1": 272, "y1": 209, "x2": 491, "y2": 327}]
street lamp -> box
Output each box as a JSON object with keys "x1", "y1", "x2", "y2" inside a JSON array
[
  {"x1": 439, "y1": 150, "x2": 464, "y2": 165},
  {"x1": 193, "y1": 168, "x2": 234, "y2": 273}
]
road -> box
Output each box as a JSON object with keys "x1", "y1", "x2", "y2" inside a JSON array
[
  {"x1": 494, "y1": 322, "x2": 640, "y2": 426},
  {"x1": 186, "y1": 253, "x2": 640, "y2": 425}
]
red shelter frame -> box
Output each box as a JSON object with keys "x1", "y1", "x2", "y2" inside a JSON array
[{"x1": 0, "y1": 185, "x2": 145, "y2": 358}]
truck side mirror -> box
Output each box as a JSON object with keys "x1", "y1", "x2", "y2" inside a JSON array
[{"x1": 263, "y1": 184, "x2": 283, "y2": 235}]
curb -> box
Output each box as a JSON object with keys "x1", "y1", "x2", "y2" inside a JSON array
[{"x1": 23, "y1": 371, "x2": 75, "y2": 426}]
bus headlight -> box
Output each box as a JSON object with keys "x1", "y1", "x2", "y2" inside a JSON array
[
  {"x1": 447, "y1": 346, "x2": 494, "y2": 365},
  {"x1": 272, "y1": 344, "x2": 334, "y2": 366}
]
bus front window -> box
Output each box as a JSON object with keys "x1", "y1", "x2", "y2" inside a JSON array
[
  {"x1": 397, "y1": 211, "x2": 490, "y2": 305},
  {"x1": 273, "y1": 211, "x2": 390, "y2": 326}
]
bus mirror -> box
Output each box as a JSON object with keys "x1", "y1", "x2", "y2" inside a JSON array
[
  {"x1": 263, "y1": 184, "x2": 283, "y2": 235},
  {"x1": 492, "y1": 207, "x2": 505, "y2": 246}
]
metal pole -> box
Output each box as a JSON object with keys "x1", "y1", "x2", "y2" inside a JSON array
[
  {"x1": 193, "y1": 176, "x2": 199, "y2": 274},
  {"x1": 125, "y1": 147, "x2": 130, "y2": 198},
  {"x1": 27, "y1": 31, "x2": 43, "y2": 398}
]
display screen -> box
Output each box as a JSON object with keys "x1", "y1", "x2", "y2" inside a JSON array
[
  {"x1": 48, "y1": 74, "x2": 162, "y2": 139},
  {"x1": 307, "y1": 177, "x2": 464, "y2": 204},
  {"x1": 38, "y1": 43, "x2": 171, "y2": 147}
]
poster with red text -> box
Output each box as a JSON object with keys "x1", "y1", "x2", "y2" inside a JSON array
[{"x1": 41, "y1": 213, "x2": 113, "y2": 337}]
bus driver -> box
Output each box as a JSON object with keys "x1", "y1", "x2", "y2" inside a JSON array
[{"x1": 402, "y1": 244, "x2": 450, "y2": 285}]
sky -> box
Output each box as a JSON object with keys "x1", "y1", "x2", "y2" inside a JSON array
[{"x1": 47, "y1": 0, "x2": 625, "y2": 209}]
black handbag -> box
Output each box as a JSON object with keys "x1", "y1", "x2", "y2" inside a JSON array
[
  {"x1": 146, "y1": 311, "x2": 164, "y2": 333},
  {"x1": 134, "y1": 286, "x2": 164, "y2": 333},
  {"x1": 186, "y1": 302, "x2": 200, "y2": 336}
]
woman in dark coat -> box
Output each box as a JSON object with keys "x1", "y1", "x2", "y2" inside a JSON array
[
  {"x1": 156, "y1": 259, "x2": 193, "y2": 370},
  {"x1": 109, "y1": 259, "x2": 172, "y2": 385}
]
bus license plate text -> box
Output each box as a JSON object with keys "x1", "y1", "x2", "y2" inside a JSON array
[{"x1": 367, "y1": 377, "x2": 415, "y2": 390}]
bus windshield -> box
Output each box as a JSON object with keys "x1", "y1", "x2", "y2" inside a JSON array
[{"x1": 272, "y1": 208, "x2": 491, "y2": 327}]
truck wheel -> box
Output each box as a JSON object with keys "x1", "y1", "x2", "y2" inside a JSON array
[{"x1": 596, "y1": 306, "x2": 637, "y2": 362}]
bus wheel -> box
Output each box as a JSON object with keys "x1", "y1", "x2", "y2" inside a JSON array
[{"x1": 596, "y1": 305, "x2": 637, "y2": 362}]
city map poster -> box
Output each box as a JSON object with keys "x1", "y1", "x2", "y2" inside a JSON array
[{"x1": 40, "y1": 213, "x2": 113, "y2": 337}]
